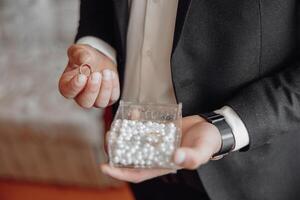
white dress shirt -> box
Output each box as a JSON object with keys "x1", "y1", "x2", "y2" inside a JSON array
[{"x1": 77, "y1": 0, "x2": 249, "y2": 151}]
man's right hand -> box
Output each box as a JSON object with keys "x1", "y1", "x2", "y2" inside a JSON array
[{"x1": 58, "y1": 44, "x2": 120, "y2": 108}]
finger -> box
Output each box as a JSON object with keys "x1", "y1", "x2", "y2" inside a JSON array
[
  {"x1": 63, "y1": 61, "x2": 76, "y2": 73},
  {"x1": 75, "y1": 72, "x2": 102, "y2": 108},
  {"x1": 101, "y1": 164, "x2": 173, "y2": 183},
  {"x1": 59, "y1": 71, "x2": 87, "y2": 99},
  {"x1": 173, "y1": 147, "x2": 211, "y2": 170},
  {"x1": 108, "y1": 71, "x2": 120, "y2": 105},
  {"x1": 95, "y1": 69, "x2": 113, "y2": 108}
]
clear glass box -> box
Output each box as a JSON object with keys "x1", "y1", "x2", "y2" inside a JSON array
[{"x1": 107, "y1": 101, "x2": 182, "y2": 169}]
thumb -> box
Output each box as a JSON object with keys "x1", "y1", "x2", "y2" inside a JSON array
[{"x1": 173, "y1": 147, "x2": 212, "y2": 170}]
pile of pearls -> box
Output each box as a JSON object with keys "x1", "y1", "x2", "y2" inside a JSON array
[{"x1": 108, "y1": 119, "x2": 179, "y2": 168}]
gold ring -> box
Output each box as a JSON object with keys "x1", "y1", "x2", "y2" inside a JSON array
[{"x1": 79, "y1": 63, "x2": 93, "y2": 76}]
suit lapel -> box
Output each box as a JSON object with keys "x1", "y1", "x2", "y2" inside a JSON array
[
  {"x1": 112, "y1": 0, "x2": 129, "y2": 55},
  {"x1": 172, "y1": 0, "x2": 192, "y2": 54}
]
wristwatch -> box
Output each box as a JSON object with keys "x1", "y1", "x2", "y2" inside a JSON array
[{"x1": 199, "y1": 112, "x2": 235, "y2": 159}]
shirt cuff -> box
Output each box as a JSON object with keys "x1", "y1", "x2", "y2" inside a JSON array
[
  {"x1": 215, "y1": 106, "x2": 250, "y2": 151},
  {"x1": 76, "y1": 36, "x2": 117, "y2": 64}
]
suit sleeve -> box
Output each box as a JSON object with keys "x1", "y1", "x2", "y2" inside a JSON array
[
  {"x1": 75, "y1": 0, "x2": 115, "y2": 48},
  {"x1": 227, "y1": 9, "x2": 300, "y2": 151}
]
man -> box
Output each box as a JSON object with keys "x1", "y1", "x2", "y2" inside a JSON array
[{"x1": 58, "y1": 0, "x2": 300, "y2": 199}]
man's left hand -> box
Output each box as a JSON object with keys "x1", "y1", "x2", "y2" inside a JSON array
[{"x1": 101, "y1": 115, "x2": 222, "y2": 183}]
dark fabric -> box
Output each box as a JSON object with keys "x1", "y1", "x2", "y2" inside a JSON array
[
  {"x1": 76, "y1": 0, "x2": 300, "y2": 199},
  {"x1": 130, "y1": 170, "x2": 210, "y2": 200},
  {"x1": 75, "y1": 0, "x2": 116, "y2": 48},
  {"x1": 172, "y1": 0, "x2": 192, "y2": 54}
]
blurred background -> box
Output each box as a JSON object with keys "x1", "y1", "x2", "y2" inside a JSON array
[{"x1": 0, "y1": 0, "x2": 133, "y2": 199}]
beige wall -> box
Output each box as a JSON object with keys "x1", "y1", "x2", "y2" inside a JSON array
[{"x1": 0, "y1": 0, "x2": 110, "y2": 187}]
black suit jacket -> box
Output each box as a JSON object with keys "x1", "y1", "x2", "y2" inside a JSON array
[{"x1": 75, "y1": 0, "x2": 300, "y2": 199}]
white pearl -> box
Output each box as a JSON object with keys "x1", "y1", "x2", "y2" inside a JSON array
[
  {"x1": 124, "y1": 126, "x2": 131, "y2": 132},
  {"x1": 115, "y1": 149, "x2": 123, "y2": 156},
  {"x1": 153, "y1": 137, "x2": 159, "y2": 143},
  {"x1": 148, "y1": 153, "x2": 154, "y2": 160},
  {"x1": 112, "y1": 122, "x2": 120, "y2": 129},
  {"x1": 168, "y1": 123, "x2": 175, "y2": 128},
  {"x1": 149, "y1": 145, "x2": 155, "y2": 151},
  {"x1": 113, "y1": 156, "x2": 120, "y2": 163},
  {"x1": 120, "y1": 159, "x2": 127, "y2": 165},
  {"x1": 109, "y1": 119, "x2": 179, "y2": 168},
  {"x1": 108, "y1": 138, "x2": 114, "y2": 144},
  {"x1": 137, "y1": 154, "x2": 143, "y2": 160},
  {"x1": 140, "y1": 160, "x2": 145, "y2": 165},
  {"x1": 127, "y1": 159, "x2": 133, "y2": 165},
  {"x1": 125, "y1": 135, "x2": 131, "y2": 141},
  {"x1": 112, "y1": 126, "x2": 118, "y2": 132},
  {"x1": 117, "y1": 143, "x2": 125, "y2": 149},
  {"x1": 125, "y1": 152, "x2": 132, "y2": 159},
  {"x1": 124, "y1": 145, "x2": 130, "y2": 151},
  {"x1": 116, "y1": 139, "x2": 123, "y2": 145},
  {"x1": 137, "y1": 121, "x2": 143, "y2": 126},
  {"x1": 168, "y1": 145, "x2": 175, "y2": 151},
  {"x1": 129, "y1": 120, "x2": 136, "y2": 126},
  {"x1": 160, "y1": 147, "x2": 167, "y2": 154},
  {"x1": 144, "y1": 143, "x2": 151, "y2": 149},
  {"x1": 144, "y1": 127, "x2": 150, "y2": 133},
  {"x1": 165, "y1": 150, "x2": 173, "y2": 155},
  {"x1": 120, "y1": 127, "x2": 126, "y2": 133},
  {"x1": 133, "y1": 160, "x2": 140, "y2": 165},
  {"x1": 153, "y1": 157, "x2": 159, "y2": 163},
  {"x1": 163, "y1": 136, "x2": 174, "y2": 143},
  {"x1": 135, "y1": 135, "x2": 141, "y2": 141},
  {"x1": 129, "y1": 148, "x2": 136, "y2": 154},
  {"x1": 146, "y1": 136, "x2": 153, "y2": 143},
  {"x1": 146, "y1": 160, "x2": 152, "y2": 166},
  {"x1": 110, "y1": 130, "x2": 118, "y2": 136},
  {"x1": 142, "y1": 148, "x2": 149, "y2": 154},
  {"x1": 135, "y1": 140, "x2": 141, "y2": 145},
  {"x1": 146, "y1": 121, "x2": 153, "y2": 126}
]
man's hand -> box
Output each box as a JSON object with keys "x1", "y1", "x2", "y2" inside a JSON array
[
  {"x1": 58, "y1": 44, "x2": 120, "y2": 108},
  {"x1": 101, "y1": 115, "x2": 222, "y2": 183}
]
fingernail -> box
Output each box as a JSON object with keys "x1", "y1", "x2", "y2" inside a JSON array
[
  {"x1": 174, "y1": 149, "x2": 186, "y2": 164},
  {"x1": 103, "y1": 69, "x2": 112, "y2": 80},
  {"x1": 91, "y1": 72, "x2": 101, "y2": 83},
  {"x1": 111, "y1": 71, "x2": 116, "y2": 79},
  {"x1": 77, "y1": 74, "x2": 86, "y2": 85}
]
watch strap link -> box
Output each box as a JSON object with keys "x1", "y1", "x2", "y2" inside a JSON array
[{"x1": 199, "y1": 112, "x2": 235, "y2": 157}]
